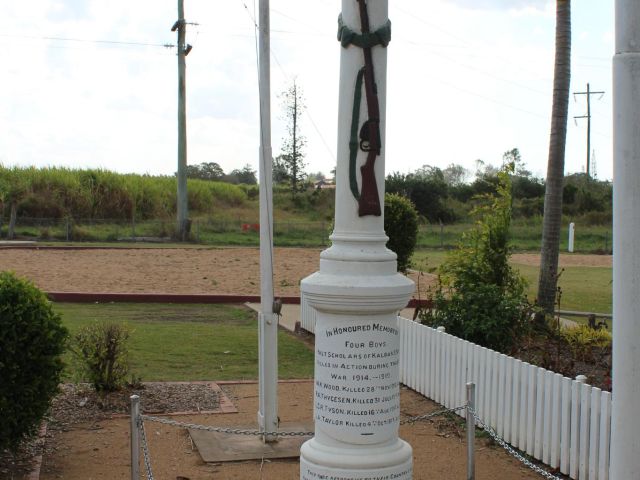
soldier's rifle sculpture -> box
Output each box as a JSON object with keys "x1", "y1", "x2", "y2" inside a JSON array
[{"x1": 338, "y1": 0, "x2": 391, "y2": 216}]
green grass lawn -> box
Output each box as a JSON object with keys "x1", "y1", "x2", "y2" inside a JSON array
[
  {"x1": 411, "y1": 248, "x2": 612, "y2": 315},
  {"x1": 516, "y1": 264, "x2": 612, "y2": 314},
  {"x1": 55, "y1": 303, "x2": 314, "y2": 382}
]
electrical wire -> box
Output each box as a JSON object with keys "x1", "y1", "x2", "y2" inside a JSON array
[{"x1": 0, "y1": 33, "x2": 173, "y2": 48}]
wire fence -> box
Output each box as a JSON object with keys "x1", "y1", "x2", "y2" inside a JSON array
[
  {"x1": 1, "y1": 216, "x2": 613, "y2": 252},
  {"x1": 0, "y1": 217, "x2": 333, "y2": 247},
  {"x1": 130, "y1": 384, "x2": 565, "y2": 480}
]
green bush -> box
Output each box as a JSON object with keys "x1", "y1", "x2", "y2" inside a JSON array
[
  {"x1": 384, "y1": 193, "x2": 418, "y2": 272},
  {"x1": 420, "y1": 165, "x2": 532, "y2": 352},
  {"x1": 560, "y1": 325, "x2": 611, "y2": 359},
  {"x1": 0, "y1": 272, "x2": 68, "y2": 452},
  {"x1": 72, "y1": 322, "x2": 131, "y2": 392}
]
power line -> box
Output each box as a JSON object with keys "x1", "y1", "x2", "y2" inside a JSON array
[
  {"x1": 0, "y1": 33, "x2": 173, "y2": 48},
  {"x1": 399, "y1": 38, "x2": 549, "y2": 97},
  {"x1": 237, "y1": 0, "x2": 336, "y2": 164},
  {"x1": 437, "y1": 79, "x2": 548, "y2": 119},
  {"x1": 393, "y1": 4, "x2": 552, "y2": 83}
]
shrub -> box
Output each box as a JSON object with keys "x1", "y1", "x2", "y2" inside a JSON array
[
  {"x1": 0, "y1": 272, "x2": 68, "y2": 451},
  {"x1": 420, "y1": 164, "x2": 532, "y2": 352},
  {"x1": 72, "y1": 322, "x2": 131, "y2": 392},
  {"x1": 70, "y1": 225, "x2": 94, "y2": 241},
  {"x1": 560, "y1": 325, "x2": 611, "y2": 360},
  {"x1": 384, "y1": 193, "x2": 418, "y2": 272}
]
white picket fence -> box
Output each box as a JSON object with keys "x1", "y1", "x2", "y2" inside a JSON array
[
  {"x1": 298, "y1": 296, "x2": 611, "y2": 479},
  {"x1": 398, "y1": 317, "x2": 611, "y2": 480}
]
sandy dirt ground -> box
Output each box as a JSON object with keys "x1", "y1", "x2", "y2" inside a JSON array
[
  {"x1": 0, "y1": 246, "x2": 438, "y2": 299},
  {"x1": 0, "y1": 247, "x2": 610, "y2": 301},
  {"x1": 40, "y1": 382, "x2": 543, "y2": 480},
  {"x1": 511, "y1": 252, "x2": 611, "y2": 268}
]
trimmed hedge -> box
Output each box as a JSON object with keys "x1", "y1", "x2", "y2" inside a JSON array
[{"x1": 384, "y1": 193, "x2": 419, "y2": 272}]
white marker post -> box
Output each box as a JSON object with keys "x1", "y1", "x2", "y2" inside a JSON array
[
  {"x1": 612, "y1": 1, "x2": 640, "y2": 477},
  {"x1": 299, "y1": 1, "x2": 415, "y2": 478},
  {"x1": 568, "y1": 222, "x2": 575, "y2": 253},
  {"x1": 257, "y1": 0, "x2": 278, "y2": 442}
]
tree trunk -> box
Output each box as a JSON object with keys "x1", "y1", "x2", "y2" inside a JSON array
[
  {"x1": 7, "y1": 202, "x2": 17, "y2": 240},
  {"x1": 537, "y1": 0, "x2": 571, "y2": 317},
  {"x1": 292, "y1": 82, "x2": 298, "y2": 197}
]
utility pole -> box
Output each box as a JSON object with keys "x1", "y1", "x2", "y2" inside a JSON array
[
  {"x1": 574, "y1": 82, "x2": 604, "y2": 178},
  {"x1": 172, "y1": 0, "x2": 191, "y2": 240}
]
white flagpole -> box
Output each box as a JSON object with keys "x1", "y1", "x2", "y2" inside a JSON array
[{"x1": 257, "y1": 0, "x2": 278, "y2": 442}]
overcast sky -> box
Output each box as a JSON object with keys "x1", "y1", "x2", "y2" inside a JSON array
[{"x1": 0, "y1": 0, "x2": 613, "y2": 181}]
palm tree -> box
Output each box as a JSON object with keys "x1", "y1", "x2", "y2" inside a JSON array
[{"x1": 537, "y1": 0, "x2": 571, "y2": 317}]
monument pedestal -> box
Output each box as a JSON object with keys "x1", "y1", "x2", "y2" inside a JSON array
[
  {"x1": 300, "y1": 244, "x2": 414, "y2": 479},
  {"x1": 301, "y1": 438, "x2": 412, "y2": 480}
]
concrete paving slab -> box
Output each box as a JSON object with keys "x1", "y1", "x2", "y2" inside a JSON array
[
  {"x1": 246, "y1": 303, "x2": 300, "y2": 332},
  {"x1": 247, "y1": 303, "x2": 419, "y2": 333},
  {"x1": 189, "y1": 422, "x2": 313, "y2": 462},
  {"x1": 0, "y1": 240, "x2": 36, "y2": 245}
]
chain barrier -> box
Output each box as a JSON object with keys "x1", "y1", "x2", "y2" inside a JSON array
[
  {"x1": 134, "y1": 405, "x2": 563, "y2": 480},
  {"x1": 399, "y1": 405, "x2": 466, "y2": 425},
  {"x1": 137, "y1": 417, "x2": 155, "y2": 480},
  {"x1": 468, "y1": 407, "x2": 563, "y2": 480},
  {"x1": 140, "y1": 414, "x2": 313, "y2": 437}
]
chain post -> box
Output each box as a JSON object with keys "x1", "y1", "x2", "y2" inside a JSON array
[
  {"x1": 470, "y1": 408, "x2": 561, "y2": 480},
  {"x1": 466, "y1": 383, "x2": 476, "y2": 480},
  {"x1": 130, "y1": 395, "x2": 140, "y2": 480}
]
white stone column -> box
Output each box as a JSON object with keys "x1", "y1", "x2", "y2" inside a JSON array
[
  {"x1": 612, "y1": 1, "x2": 640, "y2": 478},
  {"x1": 299, "y1": 1, "x2": 415, "y2": 478}
]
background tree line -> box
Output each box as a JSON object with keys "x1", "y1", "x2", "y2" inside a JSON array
[{"x1": 385, "y1": 148, "x2": 612, "y2": 226}]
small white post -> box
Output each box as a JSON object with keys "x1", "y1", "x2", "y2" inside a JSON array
[
  {"x1": 466, "y1": 383, "x2": 476, "y2": 480},
  {"x1": 130, "y1": 395, "x2": 140, "y2": 480},
  {"x1": 575, "y1": 374, "x2": 587, "y2": 384},
  {"x1": 437, "y1": 326, "x2": 446, "y2": 333},
  {"x1": 568, "y1": 222, "x2": 575, "y2": 253}
]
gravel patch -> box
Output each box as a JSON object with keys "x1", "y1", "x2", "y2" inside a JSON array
[{"x1": 47, "y1": 382, "x2": 222, "y2": 431}]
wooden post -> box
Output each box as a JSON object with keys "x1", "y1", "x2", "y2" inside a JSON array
[{"x1": 175, "y1": 0, "x2": 188, "y2": 241}]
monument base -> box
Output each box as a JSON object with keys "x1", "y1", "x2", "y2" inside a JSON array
[{"x1": 300, "y1": 438, "x2": 412, "y2": 480}]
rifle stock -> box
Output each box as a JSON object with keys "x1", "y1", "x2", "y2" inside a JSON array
[{"x1": 359, "y1": 151, "x2": 381, "y2": 216}]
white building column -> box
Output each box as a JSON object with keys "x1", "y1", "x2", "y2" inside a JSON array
[
  {"x1": 299, "y1": 1, "x2": 415, "y2": 479},
  {"x1": 611, "y1": 1, "x2": 640, "y2": 477}
]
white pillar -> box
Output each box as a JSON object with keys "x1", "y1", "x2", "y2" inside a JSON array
[
  {"x1": 568, "y1": 222, "x2": 575, "y2": 253},
  {"x1": 257, "y1": 0, "x2": 278, "y2": 441},
  {"x1": 299, "y1": 1, "x2": 415, "y2": 479},
  {"x1": 612, "y1": 1, "x2": 640, "y2": 477}
]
